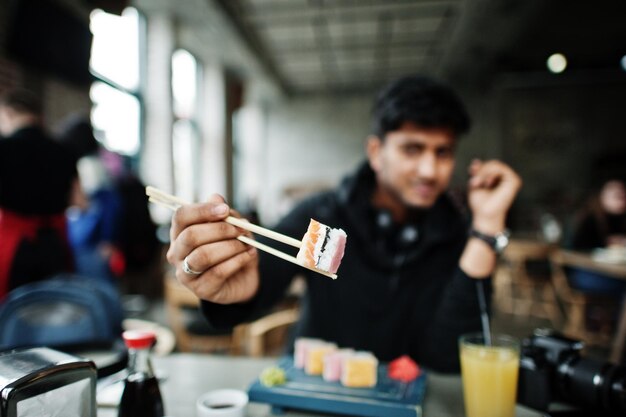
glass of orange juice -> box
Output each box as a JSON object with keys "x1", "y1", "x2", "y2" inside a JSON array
[{"x1": 459, "y1": 333, "x2": 520, "y2": 417}]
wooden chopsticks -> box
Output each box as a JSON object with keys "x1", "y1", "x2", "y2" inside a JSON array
[{"x1": 146, "y1": 186, "x2": 337, "y2": 279}]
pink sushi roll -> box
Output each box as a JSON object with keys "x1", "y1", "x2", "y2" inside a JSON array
[
  {"x1": 323, "y1": 348, "x2": 354, "y2": 382},
  {"x1": 294, "y1": 338, "x2": 324, "y2": 369}
]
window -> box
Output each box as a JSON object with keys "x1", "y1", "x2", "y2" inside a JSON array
[
  {"x1": 90, "y1": 82, "x2": 140, "y2": 155},
  {"x1": 89, "y1": 7, "x2": 142, "y2": 156},
  {"x1": 171, "y1": 49, "x2": 201, "y2": 202}
]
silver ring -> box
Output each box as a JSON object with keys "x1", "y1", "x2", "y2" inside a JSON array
[{"x1": 182, "y1": 256, "x2": 203, "y2": 275}]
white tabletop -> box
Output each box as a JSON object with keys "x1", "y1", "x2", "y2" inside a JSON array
[{"x1": 98, "y1": 353, "x2": 543, "y2": 417}]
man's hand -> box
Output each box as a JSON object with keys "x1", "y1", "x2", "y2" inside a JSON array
[
  {"x1": 166, "y1": 194, "x2": 259, "y2": 304},
  {"x1": 467, "y1": 159, "x2": 522, "y2": 234},
  {"x1": 459, "y1": 159, "x2": 522, "y2": 278}
]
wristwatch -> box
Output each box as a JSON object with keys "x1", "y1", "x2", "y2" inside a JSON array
[{"x1": 469, "y1": 228, "x2": 510, "y2": 254}]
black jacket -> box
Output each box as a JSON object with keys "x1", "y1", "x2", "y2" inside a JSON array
[
  {"x1": 202, "y1": 162, "x2": 491, "y2": 373},
  {"x1": 0, "y1": 126, "x2": 77, "y2": 215}
]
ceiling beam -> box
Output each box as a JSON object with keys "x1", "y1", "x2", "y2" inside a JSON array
[
  {"x1": 373, "y1": 12, "x2": 392, "y2": 82},
  {"x1": 247, "y1": 9, "x2": 450, "y2": 28},
  {"x1": 246, "y1": 0, "x2": 459, "y2": 17},
  {"x1": 279, "y1": 53, "x2": 430, "y2": 67},
  {"x1": 288, "y1": 78, "x2": 414, "y2": 96},
  {"x1": 270, "y1": 38, "x2": 436, "y2": 55},
  {"x1": 311, "y1": 15, "x2": 341, "y2": 91},
  {"x1": 288, "y1": 63, "x2": 428, "y2": 74},
  {"x1": 211, "y1": 0, "x2": 291, "y2": 95}
]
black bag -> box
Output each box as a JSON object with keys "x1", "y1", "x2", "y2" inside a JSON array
[{"x1": 8, "y1": 226, "x2": 70, "y2": 292}]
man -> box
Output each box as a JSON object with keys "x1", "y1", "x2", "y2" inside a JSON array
[
  {"x1": 167, "y1": 76, "x2": 522, "y2": 372},
  {"x1": 0, "y1": 89, "x2": 80, "y2": 298}
]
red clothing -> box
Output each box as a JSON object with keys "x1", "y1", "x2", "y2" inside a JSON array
[
  {"x1": 0, "y1": 125, "x2": 77, "y2": 298},
  {"x1": 0, "y1": 209, "x2": 73, "y2": 299}
]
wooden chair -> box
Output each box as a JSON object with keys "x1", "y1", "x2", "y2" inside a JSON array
[
  {"x1": 494, "y1": 239, "x2": 562, "y2": 325},
  {"x1": 164, "y1": 273, "x2": 300, "y2": 356},
  {"x1": 549, "y1": 250, "x2": 618, "y2": 347},
  {"x1": 163, "y1": 274, "x2": 235, "y2": 353},
  {"x1": 233, "y1": 307, "x2": 299, "y2": 357}
]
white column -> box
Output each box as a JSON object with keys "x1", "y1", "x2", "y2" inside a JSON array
[
  {"x1": 233, "y1": 103, "x2": 265, "y2": 211},
  {"x1": 198, "y1": 64, "x2": 228, "y2": 202},
  {"x1": 141, "y1": 13, "x2": 175, "y2": 223}
]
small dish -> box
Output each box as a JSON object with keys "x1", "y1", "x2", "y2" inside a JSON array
[{"x1": 196, "y1": 389, "x2": 248, "y2": 417}]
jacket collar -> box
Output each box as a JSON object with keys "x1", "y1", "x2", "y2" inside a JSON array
[
  {"x1": 335, "y1": 161, "x2": 467, "y2": 267},
  {"x1": 7, "y1": 125, "x2": 45, "y2": 141}
]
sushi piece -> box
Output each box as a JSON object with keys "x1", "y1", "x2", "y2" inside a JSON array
[
  {"x1": 341, "y1": 351, "x2": 378, "y2": 388},
  {"x1": 305, "y1": 342, "x2": 337, "y2": 376},
  {"x1": 387, "y1": 355, "x2": 421, "y2": 382},
  {"x1": 294, "y1": 337, "x2": 325, "y2": 369},
  {"x1": 296, "y1": 219, "x2": 347, "y2": 275},
  {"x1": 323, "y1": 348, "x2": 354, "y2": 382}
]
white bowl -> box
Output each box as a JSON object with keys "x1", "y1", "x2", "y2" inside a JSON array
[{"x1": 196, "y1": 389, "x2": 248, "y2": 417}]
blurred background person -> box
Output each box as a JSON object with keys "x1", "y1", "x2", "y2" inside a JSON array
[
  {"x1": 566, "y1": 178, "x2": 626, "y2": 294},
  {"x1": 0, "y1": 89, "x2": 80, "y2": 299},
  {"x1": 58, "y1": 115, "x2": 125, "y2": 285},
  {"x1": 570, "y1": 179, "x2": 626, "y2": 251},
  {"x1": 58, "y1": 114, "x2": 160, "y2": 295},
  {"x1": 566, "y1": 178, "x2": 626, "y2": 333}
]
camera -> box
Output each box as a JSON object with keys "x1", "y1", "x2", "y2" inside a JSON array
[{"x1": 517, "y1": 328, "x2": 626, "y2": 416}]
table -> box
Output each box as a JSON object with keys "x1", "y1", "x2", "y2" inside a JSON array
[
  {"x1": 559, "y1": 250, "x2": 626, "y2": 280},
  {"x1": 98, "y1": 354, "x2": 542, "y2": 417},
  {"x1": 558, "y1": 250, "x2": 626, "y2": 364}
]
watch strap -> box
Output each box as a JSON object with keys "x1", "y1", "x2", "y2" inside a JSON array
[{"x1": 469, "y1": 228, "x2": 510, "y2": 254}]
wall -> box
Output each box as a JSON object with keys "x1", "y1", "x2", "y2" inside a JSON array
[
  {"x1": 495, "y1": 72, "x2": 626, "y2": 232},
  {"x1": 0, "y1": 4, "x2": 23, "y2": 94},
  {"x1": 259, "y1": 93, "x2": 374, "y2": 225},
  {"x1": 0, "y1": 1, "x2": 92, "y2": 132}
]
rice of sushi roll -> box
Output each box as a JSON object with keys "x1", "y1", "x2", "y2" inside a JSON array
[{"x1": 296, "y1": 219, "x2": 347, "y2": 275}]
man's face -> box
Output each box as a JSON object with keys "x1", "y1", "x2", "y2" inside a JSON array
[{"x1": 368, "y1": 121, "x2": 457, "y2": 209}]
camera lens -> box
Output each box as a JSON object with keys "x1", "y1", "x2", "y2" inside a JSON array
[{"x1": 557, "y1": 355, "x2": 626, "y2": 413}]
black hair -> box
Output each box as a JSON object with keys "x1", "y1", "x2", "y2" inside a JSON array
[
  {"x1": 371, "y1": 75, "x2": 471, "y2": 140},
  {"x1": 57, "y1": 114, "x2": 99, "y2": 159},
  {"x1": 0, "y1": 88, "x2": 43, "y2": 115}
]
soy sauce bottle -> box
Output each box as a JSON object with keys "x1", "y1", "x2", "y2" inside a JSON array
[{"x1": 118, "y1": 330, "x2": 165, "y2": 417}]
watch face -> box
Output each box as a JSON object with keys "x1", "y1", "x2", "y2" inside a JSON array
[{"x1": 495, "y1": 233, "x2": 510, "y2": 251}]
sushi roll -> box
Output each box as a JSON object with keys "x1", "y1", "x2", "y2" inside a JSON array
[
  {"x1": 305, "y1": 342, "x2": 337, "y2": 375},
  {"x1": 341, "y1": 351, "x2": 378, "y2": 388},
  {"x1": 323, "y1": 348, "x2": 354, "y2": 382},
  {"x1": 296, "y1": 219, "x2": 347, "y2": 275},
  {"x1": 294, "y1": 337, "x2": 325, "y2": 369}
]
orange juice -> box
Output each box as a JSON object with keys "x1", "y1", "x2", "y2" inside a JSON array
[{"x1": 460, "y1": 334, "x2": 519, "y2": 417}]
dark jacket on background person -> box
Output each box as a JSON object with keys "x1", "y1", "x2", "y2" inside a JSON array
[
  {"x1": 570, "y1": 211, "x2": 626, "y2": 250},
  {"x1": 201, "y1": 162, "x2": 490, "y2": 373},
  {"x1": 0, "y1": 126, "x2": 77, "y2": 298}
]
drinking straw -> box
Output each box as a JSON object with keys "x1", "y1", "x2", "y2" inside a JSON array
[{"x1": 475, "y1": 279, "x2": 492, "y2": 346}]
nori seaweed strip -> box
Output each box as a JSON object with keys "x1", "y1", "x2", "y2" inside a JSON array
[{"x1": 317, "y1": 226, "x2": 332, "y2": 264}]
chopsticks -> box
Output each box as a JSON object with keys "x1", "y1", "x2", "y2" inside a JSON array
[
  {"x1": 146, "y1": 186, "x2": 337, "y2": 279},
  {"x1": 147, "y1": 187, "x2": 301, "y2": 248}
]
